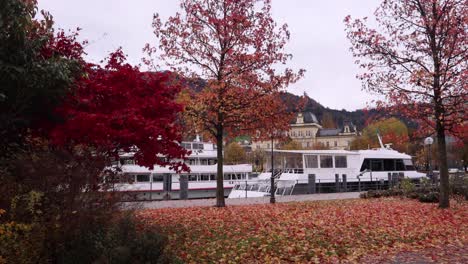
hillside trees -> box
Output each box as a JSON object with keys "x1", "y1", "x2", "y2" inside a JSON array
[
  {"x1": 321, "y1": 112, "x2": 337, "y2": 129},
  {"x1": 345, "y1": 0, "x2": 467, "y2": 208},
  {"x1": 150, "y1": 0, "x2": 304, "y2": 207},
  {"x1": 350, "y1": 118, "x2": 410, "y2": 152},
  {"x1": 224, "y1": 142, "x2": 247, "y2": 164}
]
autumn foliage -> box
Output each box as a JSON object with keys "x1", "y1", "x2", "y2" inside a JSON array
[
  {"x1": 50, "y1": 50, "x2": 189, "y2": 171},
  {"x1": 149, "y1": 0, "x2": 303, "y2": 206},
  {"x1": 139, "y1": 198, "x2": 468, "y2": 263},
  {"x1": 345, "y1": 0, "x2": 467, "y2": 208}
]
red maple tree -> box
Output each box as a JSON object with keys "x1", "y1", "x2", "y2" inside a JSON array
[
  {"x1": 51, "y1": 50, "x2": 189, "y2": 172},
  {"x1": 148, "y1": 0, "x2": 304, "y2": 206},
  {"x1": 345, "y1": 0, "x2": 467, "y2": 208}
]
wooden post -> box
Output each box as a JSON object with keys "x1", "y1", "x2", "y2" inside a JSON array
[
  {"x1": 342, "y1": 174, "x2": 347, "y2": 192},
  {"x1": 308, "y1": 174, "x2": 316, "y2": 194},
  {"x1": 335, "y1": 174, "x2": 340, "y2": 192},
  {"x1": 179, "y1": 174, "x2": 188, "y2": 200},
  {"x1": 388, "y1": 173, "x2": 392, "y2": 189},
  {"x1": 163, "y1": 174, "x2": 172, "y2": 200}
]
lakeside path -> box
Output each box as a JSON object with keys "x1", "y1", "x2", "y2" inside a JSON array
[{"x1": 123, "y1": 192, "x2": 361, "y2": 209}]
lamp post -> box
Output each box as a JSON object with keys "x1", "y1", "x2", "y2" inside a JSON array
[
  {"x1": 424, "y1": 137, "x2": 434, "y2": 182},
  {"x1": 270, "y1": 136, "x2": 275, "y2": 204}
]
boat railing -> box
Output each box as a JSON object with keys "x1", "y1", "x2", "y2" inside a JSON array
[
  {"x1": 232, "y1": 179, "x2": 299, "y2": 196},
  {"x1": 282, "y1": 168, "x2": 304, "y2": 174}
]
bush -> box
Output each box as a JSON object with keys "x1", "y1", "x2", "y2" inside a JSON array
[
  {"x1": 0, "y1": 209, "x2": 43, "y2": 264},
  {"x1": 58, "y1": 213, "x2": 172, "y2": 264},
  {"x1": 400, "y1": 178, "x2": 415, "y2": 194},
  {"x1": 418, "y1": 192, "x2": 439, "y2": 203},
  {"x1": 1, "y1": 140, "x2": 174, "y2": 263},
  {"x1": 450, "y1": 176, "x2": 468, "y2": 200}
]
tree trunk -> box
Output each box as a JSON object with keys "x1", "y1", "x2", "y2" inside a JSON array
[
  {"x1": 215, "y1": 129, "x2": 225, "y2": 207},
  {"x1": 436, "y1": 120, "x2": 450, "y2": 208}
]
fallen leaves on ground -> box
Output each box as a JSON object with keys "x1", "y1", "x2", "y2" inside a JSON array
[{"x1": 138, "y1": 198, "x2": 467, "y2": 263}]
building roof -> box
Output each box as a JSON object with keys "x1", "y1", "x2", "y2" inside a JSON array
[
  {"x1": 317, "y1": 128, "x2": 341, "y2": 137},
  {"x1": 291, "y1": 112, "x2": 319, "y2": 124}
]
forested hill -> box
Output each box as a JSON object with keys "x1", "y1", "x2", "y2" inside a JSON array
[
  {"x1": 184, "y1": 77, "x2": 379, "y2": 130},
  {"x1": 279, "y1": 92, "x2": 375, "y2": 130}
]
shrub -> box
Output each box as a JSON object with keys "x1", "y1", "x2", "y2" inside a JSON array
[
  {"x1": 418, "y1": 192, "x2": 439, "y2": 203},
  {"x1": 400, "y1": 178, "x2": 415, "y2": 194},
  {"x1": 58, "y1": 213, "x2": 172, "y2": 264},
  {"x1": 450, "y1": 176, "x2": 468, "y2": 200}
]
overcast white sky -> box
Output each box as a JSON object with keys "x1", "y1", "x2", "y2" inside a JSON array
[{"x1": 38, "y1": 0, "x2": 380, "y2": 111}]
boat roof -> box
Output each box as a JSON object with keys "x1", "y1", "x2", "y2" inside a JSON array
[
  {"x1": 121, "y1": 164, "x2": 252, "y2": 174},
  {"x1": 272, "y1": 149, "x2": 359, "y2": 155},
  {"x1": 273, "y1": 148, "x2": 412, "y2": 159}
]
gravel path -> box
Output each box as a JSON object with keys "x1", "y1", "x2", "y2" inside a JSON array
[{"x1": 123, "y1": 192, "x2": 361, "y2": 209}]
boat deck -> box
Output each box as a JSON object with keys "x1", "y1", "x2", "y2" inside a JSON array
[{"x1": 122, "y1": 192, "x2": 361, "y2": 209}]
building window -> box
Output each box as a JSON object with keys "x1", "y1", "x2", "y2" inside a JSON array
[
  {"x1": 267, "y1": 143, "x2": 270, "y2": 149},
  {"x1": 334, "y1": 141, "x2": 337, "y2": 147},
  {"x1": 305, "y1": 155, "x2": 318, "y2": 168},
  {"x1": 320, "y1": 155, "x2": 333, "y2": 168},
  {"x1": 335, "y1": 156, "x2": 347, "y2": 168},
  {"x1": 306, "y1": 142, "x2": 310, "y2": 148},
  {"x1": 326, "y1": 141, "x2": 330, "y2": 148}
]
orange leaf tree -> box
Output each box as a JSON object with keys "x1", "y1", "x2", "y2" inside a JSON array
[
  {"x1": 345, "y1": 0, "x2": 467, "y2": 208},
  {"x1": 149, "y1": 0, "x2": 304, "y2": 206}
]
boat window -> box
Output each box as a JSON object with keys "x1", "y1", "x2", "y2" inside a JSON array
[
  {"x1": 371, "y1": 160, "x2": 383, "y2": 171},
  {"x1": 360, "y1": 159, "x2": 370, "y2": 171},
  {"x1": 403, "y1": 159, "x2": 415, "y2": 170},
  {"x1": 181, "y1": 143, "x2": 191, "y2": 150},
  {"x1": 384, "y1": 159, "x2": 395, "y2": 171},
  {"x1": 396, "y1": 159, "x2": 405, "y2": 171},
  {"x1": 305, "y1": 155, "x2": 318, "y2": 168},
  {"x1": 189, "y1": 175, "x2": 198, "y2": 181},
  {"x1": 201, "y1": 174, "x2": 209, "y2": 181},
  {"x1": 193, "y1": 143, "x2": 204, "y2": 150},
  {"x1": 320, "y1": 155, "x2": 333, "y2": 168},
  {"x1": 136, "y1": 174, "x2": 150, "y2": 182},
  {"x1": 121, "y1": 158, "x2": 135, "y2": 165},
  {"x1": 210, "y1": 174, "x2": 216, "y2": 181},
  {"x1": 152, "y1": 174, "x2": 164, "y2": 182},
  {"x1": 335, "y1": 156, "x2": 347, "y2": 168},
  {"x1": 120, "y1": 174, "x2": 135, "y2": 183},
  {"x1": 223, "y1": 174, "x2": 230, "y2": 180}
]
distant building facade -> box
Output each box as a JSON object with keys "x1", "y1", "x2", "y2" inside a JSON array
[{"x1": 251, "y1": 112, "x2": 359, "y2": 150}]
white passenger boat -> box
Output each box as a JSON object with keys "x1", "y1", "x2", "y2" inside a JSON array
[
  {"x1": 228, "y1": 139, "x2": 426, "y2": 198},
  {"x1": 113, "y1": 138, "x2": 252, "y2": 200}
]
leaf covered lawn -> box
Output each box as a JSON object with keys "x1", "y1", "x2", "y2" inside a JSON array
[{"x1": 138, "y1": 198, "x2": 467, "y2": 263}]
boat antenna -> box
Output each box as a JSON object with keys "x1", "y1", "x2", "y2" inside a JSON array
[{"x1": 376, "y1": 129, "x2": 385, "y2": 149}]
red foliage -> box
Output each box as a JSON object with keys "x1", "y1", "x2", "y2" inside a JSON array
[
  {"x1": 40, "y1": 29, "x2": 86, "y2": 61},
  {"x1": 51, "y1": 50, "x2": 189, "y2": 171}
]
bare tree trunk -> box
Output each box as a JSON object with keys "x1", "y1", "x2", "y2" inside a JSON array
[
  {"x1": 436, "y1": 120, "x2": 450, "y2": 208},
  {"x1": 215, "y1": 128, "x2": 225, "y2": 207}
]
